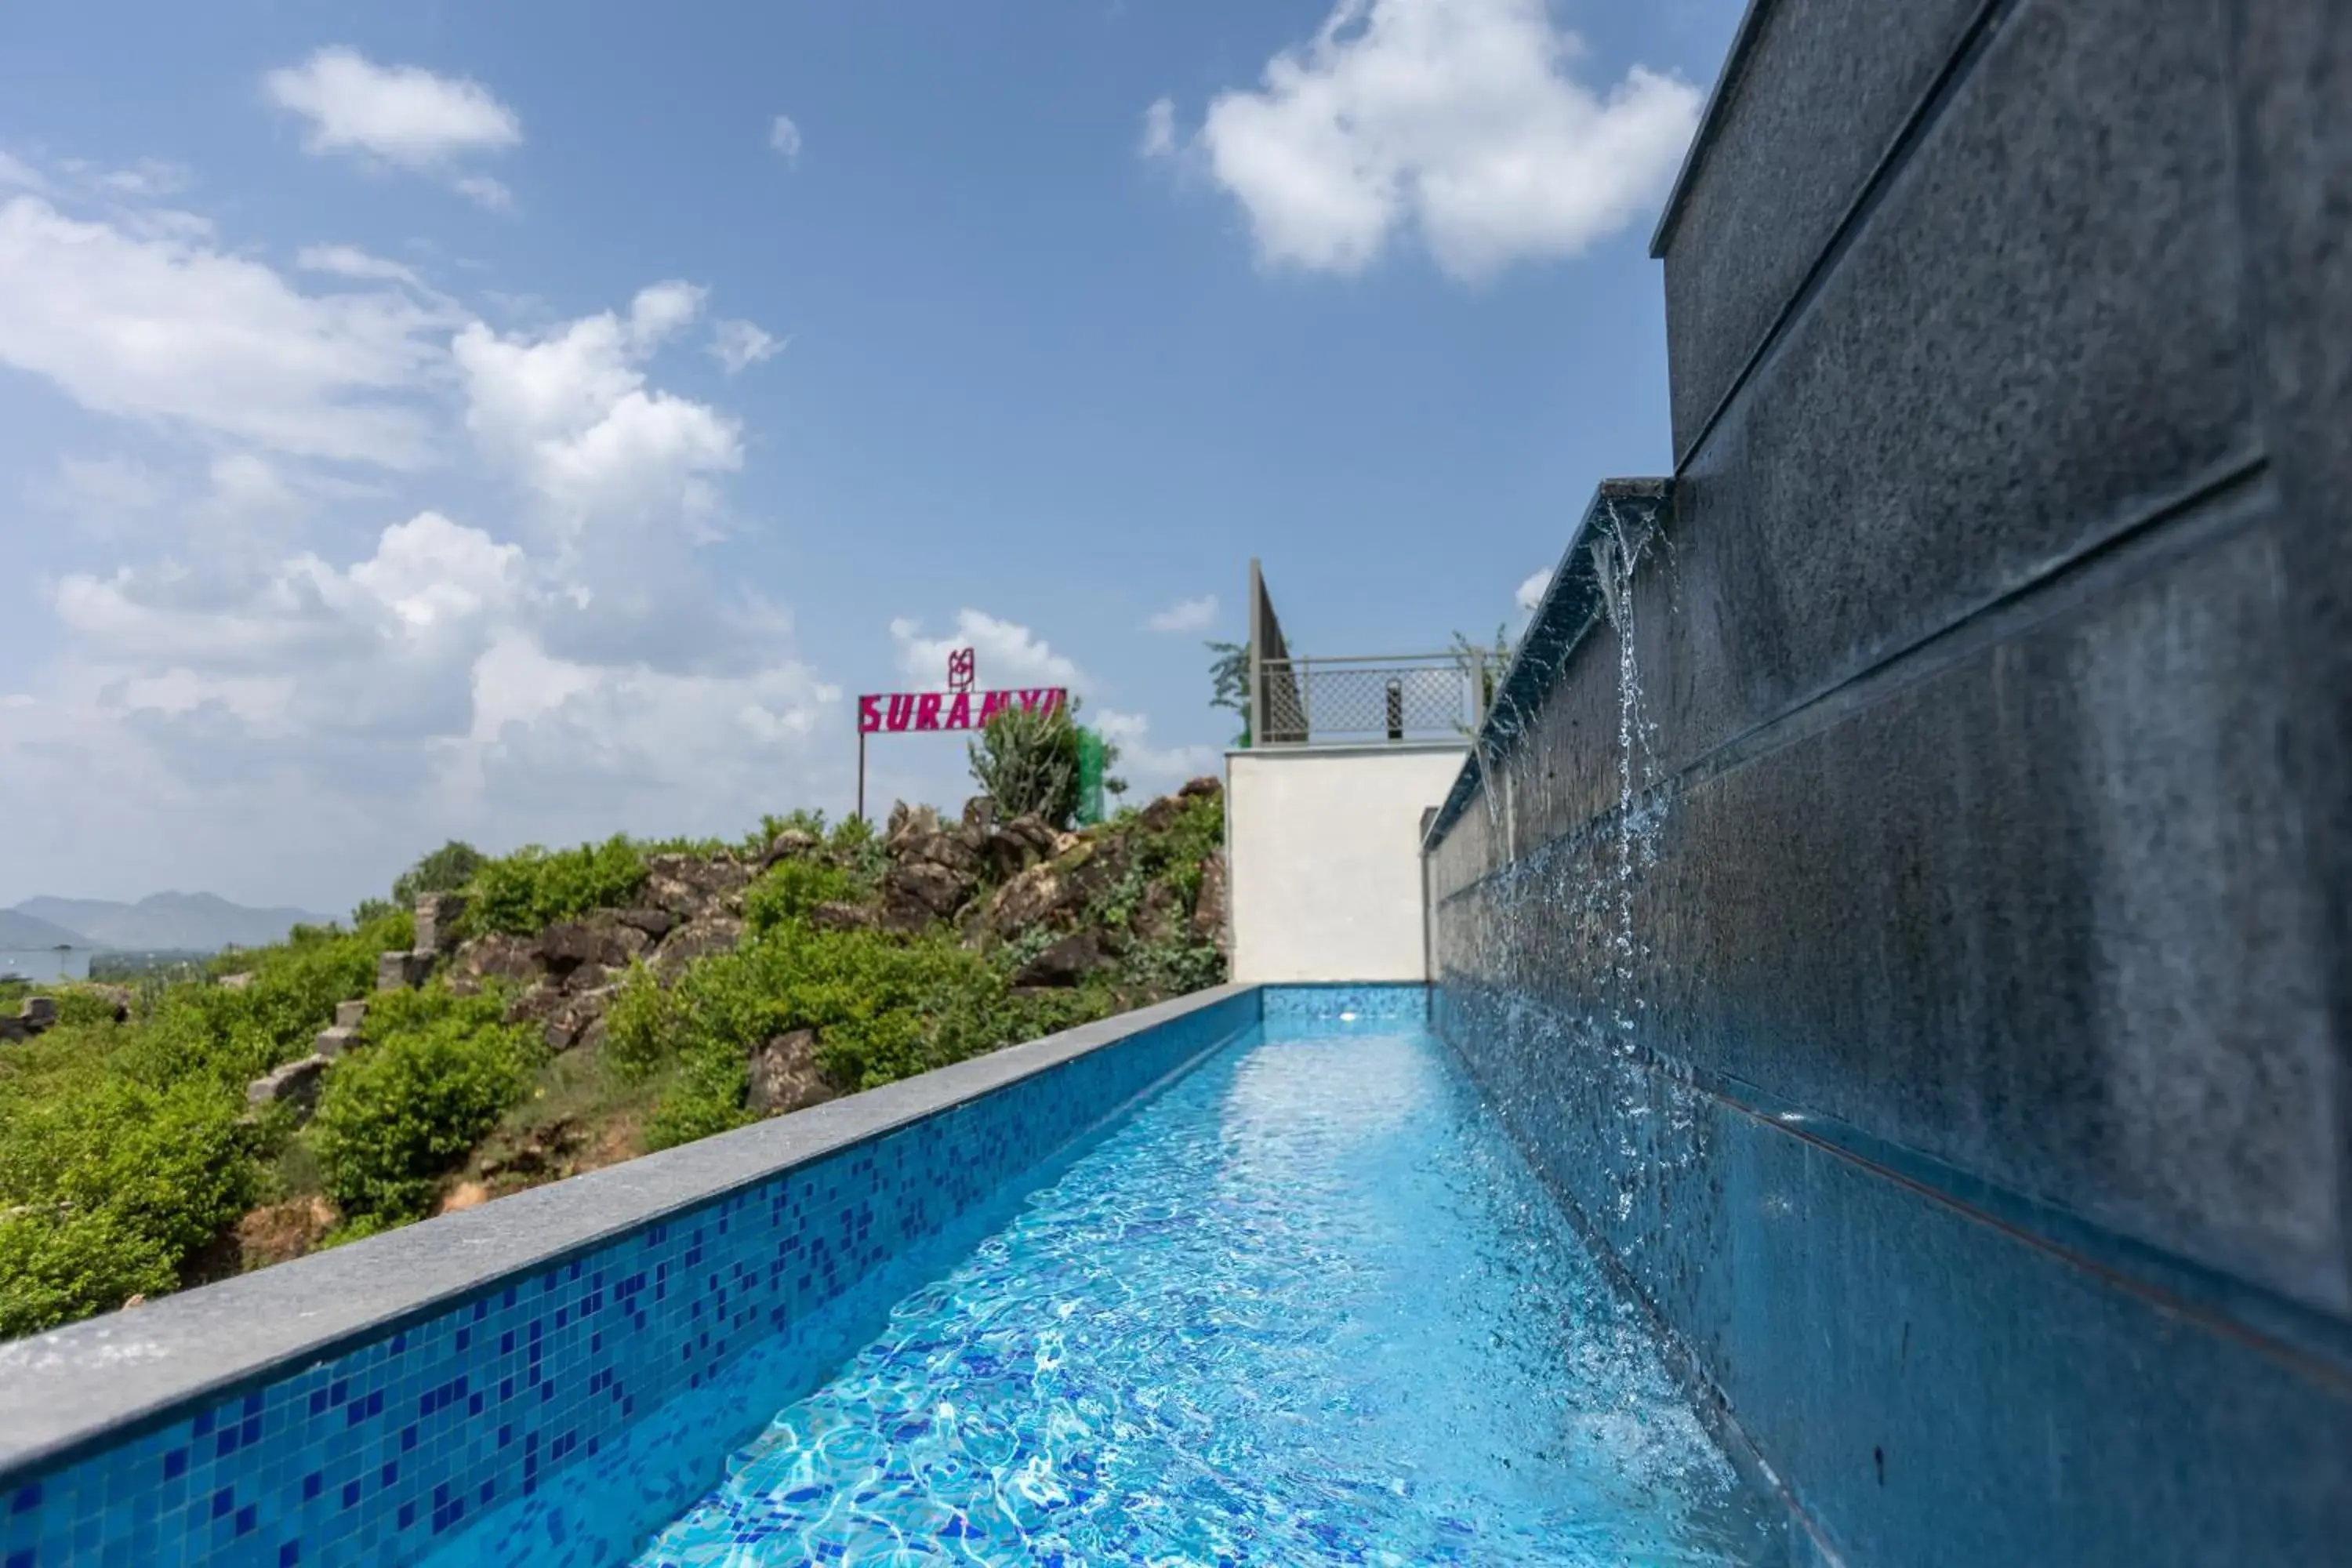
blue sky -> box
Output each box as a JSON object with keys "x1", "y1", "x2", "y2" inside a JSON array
[{"x1": 0, "y1": 0, "x2": 1743, "y2": 913}]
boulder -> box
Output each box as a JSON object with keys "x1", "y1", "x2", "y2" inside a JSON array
[
  {"x1": 1011, "y1": 933, "x2": 1113, "y2": 989},
  {"x1": 882, "y1": 861, "x2": 974, "y2": 928},
  {"x1": 376, "y1": 950, "x2": 435, "y2": 992},
  {"x1": 960, "y1": 796, "x2": 998, "y2": 834},
  {"x1": 1192, "y1": 852, "x2": 1229, "y2": 953},
  {"x1": 1134, "y1": 879, "x2": 1185, "y2": 945},
  {"x1": 985, "y1": 857, "x2": 1076, "y2": 934},
  {"x1": 542, "y1": 987, "x2": 615, "y2": 1054},
  {"x1": 644, "y1": 854, "x2": 753, "y2": 920},
  {"x1": 1137, "y1": 794, "x2": 1188, "y2": 834},
  {"x1": 217, "y1": 972, "x2": 254, "y2": 992},
  {"x1": 311, "y1": 1025, "x2": 360, "y2": 1059},
  {"x1": 747, "y1": 1029, "x2": 837, "y2": 1116},
  {"x1": 1178, "y1": 775, "x2": 1222, "y2": 800},
  {"x1": 334, "y1": 1000, "x2": 369, "y2": 1030},
  {"x1": 446, "y1": 934, "x2": 539, "y2": 996},
  {"x1": 412, "y1": 892, "x2": 469, "y2": 955},
  {"x1": 759, "y1": 829, "x2": 820, "y2": 868},
  {"x1": 900, "y1": 830, "x2": 983, "y2": 877},
  {"x1": 20, "y1": 996, "x2": 56, "y2": 1028},
  {"x1": 535, "y1": 916, "x2": 648, "y2": 978},
  {"x1": 246, "y1": 1054, "x2": 331, "y2": 1119},
  {"x1": 615, "y1": 906, "x2": 677, "y2": 941},
  {"x1": 884, "y1": 801, "x2": 941, "y2": 847},
  {"x1": 652, "y1": 914, "x2": 744, "y2": 981},
  {"x1": 85, "y1": 984, "x2": 134, "y2": 1022},
  {"x1": 808, "y1": 901, "x2": 880, "y2": 933},
  {"x1": 0, "y1": 1017, "x2": 29, "y2": 1044}
]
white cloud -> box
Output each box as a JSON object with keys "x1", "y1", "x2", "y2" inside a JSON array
[
  {"x1": 265, "y1": 48, "x2": 521, "y2": 168},
  {"x1": 296, "y1": 243, "x2": 424, "y2": 287},
  {"x1": 1167, "y1": 0, "x2": 1702, "y2": 281},
  {"x1": 453, "y1": 282, "x2": 741, "y2": 538},
  {"x1": 1139, "y1": 97, "x2": 1178, "y2": 158},
  {"x1": 1095, "y1": 710, "x2": 1218, "y2": 785},
  {"x1": 1145, "y1": 593, "x2": 1218, "y2": 633},
  {"x1": 891, "y1": 611, "x2": 1083, "y2": 691},
  {"x1": 1515, "y1": 568, "x2": 1549, "y2": 614},
  {"x1": 0, "y1": 151, "x2": 49, "y2": 193},
  {"x1": 709, "y1": 318, "x2": 782, "y2": 375},
  {"x1": 450, "y1": 175, "x2": 514, "y2": 212},
  {"x1": 0, "y1": 194, "x2": 441, "y2": 465},
  {"x1": 769, "y1": 114, "x2": 803, "y2": 161}
]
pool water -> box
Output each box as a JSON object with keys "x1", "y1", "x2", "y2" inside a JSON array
[{"x1": 627, "y1": 1016, "x2": 1780, "y2": 1566}]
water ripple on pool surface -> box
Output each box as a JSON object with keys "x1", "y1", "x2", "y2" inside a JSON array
[{"x1": 636, "y1": 1022, "x2": 1778, "y2": 1566}]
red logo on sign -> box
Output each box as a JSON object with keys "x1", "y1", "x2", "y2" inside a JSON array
[{"x1": 946, "y1": 648, "x2": 975, "y2": 691}]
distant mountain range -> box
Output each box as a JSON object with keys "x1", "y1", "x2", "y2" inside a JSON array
[{"x1": 2, "y1": 894, "x2": 334, "y2": 953}]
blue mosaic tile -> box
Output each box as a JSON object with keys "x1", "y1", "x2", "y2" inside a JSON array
[
  {"x1": 1260, "y1": 982, "x2": 1428, "y2": 1027},
  {"x1": 1, "y1": 991, "x2": 1259, "y2": 1568}
]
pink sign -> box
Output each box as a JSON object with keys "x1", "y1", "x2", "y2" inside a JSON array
[{"x1": 858, "y1": 686, "x2": 1066, "y2": 735}]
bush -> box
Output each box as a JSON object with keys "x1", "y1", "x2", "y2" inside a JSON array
[
  {"x1": 743, "y1": 858, "x2": 862, "y2": 935},
  {"x1": 0, "y1": 1073, "x2": 256, "y2": 1338},
  {"x1": 392, "y1": 840, "x2": 487, "y2": 909},
  {"x1": 968, "y1": 702, "x2": 1082, "y2": 826},
  {"x1": 465, "y1": 837, "x2": 647, "y2": 935},
  {"x1": 313, "y1": 994, "x2": 535, "y2": 1224}
]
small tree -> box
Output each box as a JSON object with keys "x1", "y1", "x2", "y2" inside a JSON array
[
  {"x1": 391, "y1": 840, "x2": 486, "y2": 909},
  {"x1": 1451, "y1": 625, "x2": 1513, "y2": 727},
  {"x1": 968, "y1": 699, "x2": 1117, "y2": 827},
  {"x1": 1207, "y1": 641, "x2": 1250, "y2": 746}
]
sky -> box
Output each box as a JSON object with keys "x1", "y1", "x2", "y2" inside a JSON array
[{"x1": 0, "y1": 0, "x2": 1745, "y2": 915}]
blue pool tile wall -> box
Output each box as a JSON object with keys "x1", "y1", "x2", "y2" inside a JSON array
[
  {"x1": 1258, "y1": 982, "x2": 1428, "y2": 1028},
  {"x1": 1422, "y1": 0, "x2": 2352, "y2": 1559},
  {"x1": 0, "y1": 989, "x2": 1257, "y2": 1568}
]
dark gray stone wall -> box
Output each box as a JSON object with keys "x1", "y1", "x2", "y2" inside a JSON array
[{"x1": 1431, "y1": 0, "x2": 2352, "y2": 1561}]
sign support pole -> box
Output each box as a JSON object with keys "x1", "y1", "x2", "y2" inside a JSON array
[{"x1": 856, "y1": 729, "x2": 867, "y2": 825}]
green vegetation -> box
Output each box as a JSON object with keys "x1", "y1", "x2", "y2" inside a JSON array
[
  {"x1": 965, "y1": 699, "x2": 1122, "y2": 828},
  {"x1": 0, "y1": 783, "x2": 1226, "y2": 1342},
  {"x1": 463, "y1": 835, "x2": 648, "y2": 935}
]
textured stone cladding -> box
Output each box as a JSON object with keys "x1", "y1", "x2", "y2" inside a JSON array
[
  {"x1": 0, "y1": 992, "x2": 1257, "y2": 1568},
  {"x1": 1431, "y1": 0, "x2": 2352, "y2": 1563}
]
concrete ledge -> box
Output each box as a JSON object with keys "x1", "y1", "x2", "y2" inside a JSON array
[{"x1": 0, "y1": 983, "x2": 1257, "y2": 1484}]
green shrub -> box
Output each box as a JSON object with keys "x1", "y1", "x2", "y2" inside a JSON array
[
  {"x1": 0, "y1": 1073, "x2": 256, "y2": 1338},
  {"x1": 313, "y1": 995, "x2": 535, "y2": 1224},
  {"x1": 465, "y1": 837, "x2": 647, "y2": 935},
  {"x1": 743, "y1": 858, "x2": 862, "y2": 935},
  {"x1": 968, "y1": 702, "x2": 1083, "y2": 826},
  {"x1": 392, "y1": 840, "x2": 487, "y2": 909}
]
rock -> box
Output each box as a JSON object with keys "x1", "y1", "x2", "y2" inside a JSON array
[
  {"x1": 747, "y1": 1029, "x2": 837, "y2": 1116},
  {"x1": 234, "y1": 1197, "x2": 337, "y2": 1270},
  {"x1": 85, "y1": 983, "x2": 134, "y2": 1022},
  {"x1": 882, "y1": 861, "x2": 974, "y2": 928},
  {"x1": 900, "y1": 830, "x2": 983, "y2": 877},
  {"x1": 644, "y1": 854, "x2": 753, "y2": 920},
  {"x1": 543, "y1": 988, "x2": 615, "y2": 1054},
  {"x1": 217, "y1": 972, "x2": 254, "y2": 992},
  {"x1": 334, "y1": 1000, "x2": 368, "y2": 1030},
  {"x1": 616, "y1": 906, "x2": 677, "y2": 940},
  {"x1": 412, "y1": 892, "x2": 468, "y2": 954},
  {"x1": 961, "y1": 796, "x2": 998, "y2": 834},
  {"x1": 312, "y1": 1025, "x2": 360, "y2": 1059},
  {"x1": 20, "y1": 996, "x2": 56, "y2": 1028},
  {"x1": 376, "y1": 950, "x2": 435, "y2": 992},
  {"x1": 1012, "y1": 932, "x2": 1113, "y2": 988},
  {"x1": 808, "y1": 901, "x2": 880, "y2": 933},
  {"x1": 1138, "y1": 795, "x2": 1186, "y2": 833},
  {"x1": 986, "y1": 858, "x2": 1074, "y2": 934},
  {"x1": 885, "y1": 800, "x2": 942, "y2": 846},
  {"x1": 1179, "y1": 775, "x2": 1222, "y2": 800},
  {"x1": 0, "y1": 1017, "x2": 30, "y2": 1044},
  {"x1": 503, "y1": 985, "x2": 568, "y2": 1029},
  {"x1": 759, "y1": 830, "x2": 820, "y2": 868},
  {"x1": 536, "y1": 916, "x2": 648, "y2": 977},
  {"x1": 1192, "y1": 852, "x2": 1229, "y2": 953},
  {"x1": 448, "y1": 932, "x2": 542, "y2": 995},
  {"x1": 1134, "y1": 880, "x2": 1185, "y2": 944},
  {"x1": 246, "y1": 1054, "x2": 332, "y2": 1118},
  {"x1": 652, "y1": 915, "x2": 744, "y2": 981}
]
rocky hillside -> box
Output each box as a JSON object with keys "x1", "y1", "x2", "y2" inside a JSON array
[{"x1": 0, "y1": 782, "x2": 1228, "y2": 1337}]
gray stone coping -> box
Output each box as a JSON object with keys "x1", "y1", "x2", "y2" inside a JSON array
[{"x1": 0, "y1": 982, "x2": 1260, "y2": 1483}]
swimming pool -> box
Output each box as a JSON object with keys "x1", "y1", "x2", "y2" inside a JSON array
[{"x1": 469, "y1": 1002, "x2": 1775, "y2": 1566}]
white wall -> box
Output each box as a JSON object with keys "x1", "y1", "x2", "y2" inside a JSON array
[{"x1": 1225, "y1": 743, "x2": 1468, "y2": 983}]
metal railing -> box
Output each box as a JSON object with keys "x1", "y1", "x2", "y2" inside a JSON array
[{"x1": 1254, "y1": 652, "x2": 1482, "y2": 746}]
